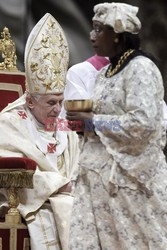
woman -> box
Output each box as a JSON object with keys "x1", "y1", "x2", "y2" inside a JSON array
[{"x1": 67, "y1": 3, "x2": 167, "y2": 249}]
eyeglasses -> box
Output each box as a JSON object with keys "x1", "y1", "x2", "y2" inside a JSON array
[
  {"x1": 90, "y1": 30, "x2": 96, "y2": 40},
  {"x1": 90, "y1": 27, "x2": 102, "y2": 39}
]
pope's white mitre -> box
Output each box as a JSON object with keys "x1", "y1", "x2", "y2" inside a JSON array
[{"x1": 24, "y1": 13, "x2": 69, "y2": 94}]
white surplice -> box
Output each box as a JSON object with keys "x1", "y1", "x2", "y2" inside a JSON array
[{"x1": 0, "y1": 95, "x2": 79, "y2": 250}]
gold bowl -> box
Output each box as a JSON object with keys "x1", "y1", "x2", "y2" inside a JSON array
[{"x1": 64, "y1": 99, "x2": 93, "y2": 112}]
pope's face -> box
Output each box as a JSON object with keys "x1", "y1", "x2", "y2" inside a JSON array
[{"x1": 27, "y1": 94, "x2": 64, "y2": 125}]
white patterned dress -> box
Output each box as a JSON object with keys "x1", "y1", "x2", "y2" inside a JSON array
[{"x1": 69, "y1": 56, "x2": 167, "y2": 250}]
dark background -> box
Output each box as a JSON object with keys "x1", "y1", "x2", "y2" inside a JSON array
[{"x1": 0, "y1": 0, "x2": 167, "y2": 100}]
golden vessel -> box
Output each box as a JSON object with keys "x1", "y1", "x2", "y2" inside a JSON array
[{"x1": 64, "y1": 99, "x2": 93, "y2": 112}]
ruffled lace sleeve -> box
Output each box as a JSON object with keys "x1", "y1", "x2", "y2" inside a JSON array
[
  {"x1": 91, "y1": 57, "x2": 166, "y2": 196},
  {"x1": 93, "y1": 57, "x2": 164, "y2": 155}
]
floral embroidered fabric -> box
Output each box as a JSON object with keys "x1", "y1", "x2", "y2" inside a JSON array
[{"x1": 69, "y1": 56, "x2": 167, "y2": 249}]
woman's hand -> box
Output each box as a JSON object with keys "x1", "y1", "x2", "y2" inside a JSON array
[
  {"x1": 66, "y1": 111, "x2": 93, "y2": 121},
  {"x1": 66, "y1": 111, "x2": 94, "y2": 132}
]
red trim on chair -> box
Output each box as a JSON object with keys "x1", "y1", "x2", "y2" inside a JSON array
[
  {"x1": 0, "y1": 157, "x2": 37, "y2": 170},
  {"x1": 17, "y1": 228, "x2": 30, "y2": 250},
  {"x1": 0, "y1": 229, "x2": 10, "y2": 250},
  {"x1": 0, "y1": 73, "x2": 26, "y2": 91},
  {"x1": 0, "y1": 72, "x2": 26, "y2": 111}
]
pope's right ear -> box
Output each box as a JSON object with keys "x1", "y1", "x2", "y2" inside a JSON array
[{"x1": 26, "y1": 96, "x2": 35, "y2": 109}]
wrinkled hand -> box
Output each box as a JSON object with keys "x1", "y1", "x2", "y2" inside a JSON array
[{"x1": 58, "y1": 182, "x2": 72, "y2": 193}]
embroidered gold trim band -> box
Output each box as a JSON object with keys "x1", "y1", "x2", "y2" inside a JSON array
[{"x1": 0, "y1": 170, "x2": 34, "y2": 188}]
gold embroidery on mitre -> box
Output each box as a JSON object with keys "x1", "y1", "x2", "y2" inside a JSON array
[{"x1": 25, "y1": 14, "x2": 69, "y2": 94}]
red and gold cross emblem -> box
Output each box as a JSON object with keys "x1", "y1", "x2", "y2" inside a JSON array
[
  {"x1": 47, "y1": 143, "x2": 57, "y2": 153},
  {"x1": 17, "y1": 111, "x2": 27, "y2": 119}
]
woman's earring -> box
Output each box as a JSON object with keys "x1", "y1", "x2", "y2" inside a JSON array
[{"x1": 114, "y1": 38, "x2": 119, "y2": 43}]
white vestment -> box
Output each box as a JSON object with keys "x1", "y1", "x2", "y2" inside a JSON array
[
  {"x1": 0, "y1": 95, "x2": 79, "y2": 250},
  {"x1": 61, "y1": 55, "x2": 110, "y2": 118}
]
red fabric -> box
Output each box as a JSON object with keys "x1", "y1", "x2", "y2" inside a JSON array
[
  {"x1": 0, "y1": 229, "x2": 10, "y2": 250},
  {"x1": 0, "y1": 157, "x2": 36, "y2": 170},
  {"x1": 17, "y1": 228, "x2": 30, "y2": 250},
  {"x1": 0, "y1": 90, "x2": 20, "y2": 111},
  {"x1": 0, "y1": 227, "x2": 30, "y2": 250},
  {"x1": 0, "y1": 73, "x2": 26, "y2": 88},
  {"x1": 86, "y1": 55, "x2": 110, "y2": 70},
  {"x1": 0, "y1": 73, "x2": 26, "y2": 111}
]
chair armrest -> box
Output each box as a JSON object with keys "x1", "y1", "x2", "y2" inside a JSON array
[
  {"x1": 0, "y1": 157, "x2": 37, "y2": 188},
  {"x1": 0, "y1": 157, "x2": 36, "y2": 170}
]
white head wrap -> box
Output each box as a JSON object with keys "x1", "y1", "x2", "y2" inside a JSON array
[
  {"x1": 92, "y1": 2, "x2": 141, "y2": 34},
  {"x1": 24, "y1": 13, "x2": 69, "y2": 94}
]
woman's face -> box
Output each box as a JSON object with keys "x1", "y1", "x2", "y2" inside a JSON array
[{"x1": 90, "y1": 21, "x2": 118, "y2": 57}]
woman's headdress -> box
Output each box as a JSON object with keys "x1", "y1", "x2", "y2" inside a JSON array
[{"x1": 93, "y1": 2, "x2": 141, "y2": 34}]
